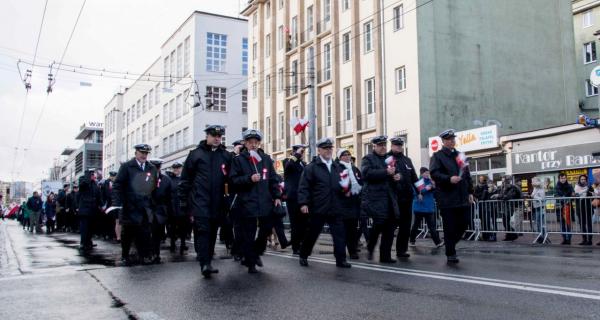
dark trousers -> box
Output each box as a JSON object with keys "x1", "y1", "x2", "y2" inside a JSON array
[
  {"x1": 193, "y1": 217, "x2": 219, "y2": 265},
  {"x1": 46, "y1": 219, "x2": 55, "y2": 233},
  {"x1": 79, "y1": 216, "x2": 93, "y2": 248},
  {"x1": 367, "y1": 217, "x2": 396, "y2": 261},
  {"x1": 169, "y1": 216, "x2": 190, "y2": 247},
  {"x1": 357, "y1": 216, "x2": 370, "y2": 245},
  {"x1": 121, "y1": 221, "x2": 151, "y2": 259},
  {"x1": 577, "y1": 207, "x2": 594, "y2": 243},
  {"x1": 300, "y1": 214, "x2": 346, "y2": 262},
  {"x1": 56, "y1": 209, "x2": 65, "y2": 231},
  {"x1": 343, "y1": 218, "x2": 358, "y2": 255},
  {"x1": 288, "y1": 200, "x2": 309, "y2": 252},
  {"x1": 409, "y1": 212, "x2": 441, "y2": 244},
  {"x1": 219, "y1": 214, "x2": 234, "y2": 249},
  {"x1": 272, "y1": 216, "x2": 289, "y2": 247},
  {"x1": 440, "y1": 207, "x2": 470, "y2": 257},
  {"x1": 239, "y1": 216, "x2": 273, "y2": 267},
  {"x1": 230, "y1": 211, "x2": 243, "y2": 256},
  {"x1": 396, "y1": 201, "x2": 413, "y2": 255},
  {"x1": 151, "y1": 220, "x2": 165, "y2": 258}
]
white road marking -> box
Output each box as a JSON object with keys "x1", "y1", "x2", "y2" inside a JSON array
[{"x1": 265, "y1": 251, "x2": 600, "y2": 301}]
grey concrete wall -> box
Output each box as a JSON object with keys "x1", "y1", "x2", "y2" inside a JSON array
[{"x1": 416, "y1": 0, "x2": 579, "y2": 146}]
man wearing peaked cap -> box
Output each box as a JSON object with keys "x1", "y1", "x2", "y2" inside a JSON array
[
  {"x1": 361, "y1": 134, "x2": 400, "y2": 263},
  {"x1": 387, "y1": 136, "x2": 418, "y2": 259},
  {"x1": 100, "y1": 169, "x2": 119, "y2": 243},
  {"x1": 166, "y1": 160, "x2": 188, "y2": 255},
  {"x1": 284, "y1": 142, "x2": 308, "y2": 255},
  {"x1": 147, "y1": 158, "x2": 172, "y2": 264},
  {"x1": 230, "y1": 127, "x2": 281, "y2": 274},
  {"x1": 111, "y1": 142, "x2": 159, "y2": 265},
  {"x1": 179, "y1": 124, "x2": 232, "y2": 278},
  {"x1": 429, "y1": 129, "x2": 473, "y2": 264}
]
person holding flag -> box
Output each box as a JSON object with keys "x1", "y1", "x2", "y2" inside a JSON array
[
  {"x1": 429, "y1": 129, "x2": 474, "y2": 264},
  {"x1": 230, "y1": 129, "x2": 282, "y2": 274},
  {"x1": 297, "y1": 138, "x2": 351, "y2": 268},
  {"x1": 409, "y1": 167, "x2": 442, "y2": 247},
  {"x1": 335, "y1": 148, "x2": 363, "y2": 260},
  {"x1": 361, "y1": 135, "x2": 400, "y2": 263},
  {"x1": 388, "y1": 136, "x2": 419, "y2": 259},
  {"x1": 283, "y1": 144, "x2": 308, "y2": 255}
]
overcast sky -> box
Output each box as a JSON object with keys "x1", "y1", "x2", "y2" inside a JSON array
[{"x1": 0, "y1": 0, "x2": 244, "y2": 183}]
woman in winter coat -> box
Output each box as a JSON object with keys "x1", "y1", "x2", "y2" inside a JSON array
[
  {"x1": 574, "y1": 174, "x2": 594, "y2": 246},
  {"x1": 44, "y1": 193, "x2": 57, "y2": 234},
  {"x1": 530, "y1": 177, "x2": 546, "y2": 243},
  {"x1": 555, "y1": 173, "x2": 575, "y2": 245},
  {"x1": 409, "y1": 167, "x2": 442, "y2": 247},
  {"x1": 336, "y1": 148, "x2": 363, "y2": 259}
]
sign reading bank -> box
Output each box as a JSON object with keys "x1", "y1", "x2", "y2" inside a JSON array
[
  {"x1": 512, "y1": 142, "x2": 600, "y2": 174},
  {"x1": 428, "y1": 125, "x2": 498, "y2": 156}
]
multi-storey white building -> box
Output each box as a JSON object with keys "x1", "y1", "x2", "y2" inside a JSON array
[
  {"x1": 573, "y1": 0, "x2": 600, "y2": 113},
  {"x1": 103, "y1": 11, "x2": 248, "y2": 175},
  {"x1": 243, "y1": 0, "x2": 578, "y2": 169}
]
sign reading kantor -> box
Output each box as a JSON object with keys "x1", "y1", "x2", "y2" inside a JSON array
[{"x1": 511, "y1": 142, "x2": 600, "y2": 174}]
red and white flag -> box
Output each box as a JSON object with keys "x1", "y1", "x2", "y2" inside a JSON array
[
  {"x1": 339, "y1": 169, "x2": 350, "y2": 193},
  {"x1": 385, "y1": 156, "x2": 396, "y2": 168},
  {"x1": 278, "y1": 181, "x2": 285, "y2": 193},
  {"x1": 221, "y1": 163, "x2": 227, "y2": 176},
  {"x1": 290, "y1": 117, "x2": 310, "y2": 135},
  {"x1": 414, "y1": 179, "x2": 426, "y2": 192},
  {"x1": 249, "y1": 150, "x2": 262, "y2": 164},
  {"x1": 456, "y1": 152, "x2": 469, "y2": 176}
]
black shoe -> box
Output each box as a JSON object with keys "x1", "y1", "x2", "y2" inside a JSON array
[
  {"x1": 248, "y1": 266, "x2": 259, "y2": 274},
  {"x1": 380, "y1": 258, "x2": 397, "y2": 263},
  {"x1": 561, "y1": 240, "x2": 571, "y2": 245},
  {"x1": 169, "y1": 240, "x2": 176, "y2": 252},
  {"x1": 292, "y1": 249, "x2": 300, "y2": 255},
  {"x1": 201, "y1": 265, "x2": 212, "y2": 278},
  {"x1": 299, "y1": 257, "x2": 308, "y2": 267},
  {"x1": 447, "y1": 255, "x2": 460, "y2": 264},
  {"x1": 280, "y1": 241, "x2": 289, "y2": 250},
  {"x1": 121, "y1": 257, "x2": 134, "y2": 266},
  {"x1": 233, "y1": 255, "x2": 242, "y2": 262},
  {"x1": 349, "y1": 253, "x2": 359, "y2": 260},
  {"x1": 396, "y1": 252, "x2": 410, "y2": 258},
  {"x1": 256, "y1": 257, "x2": 263, "y2": 267},
  {"x1": 367, "y1": 251, "x2": 374, "y2": 261},
  {"x1": 152, "y1": 256, "x2": 161, "y2": 264},
  {"x1": 585, "y1": 241, "x2": 593, "y2": 246},
  {"x1": 336, "y1": 261, "x2": 352, "y2": 268},
  {"x1": 578, "y1": 241, "x2": 587, "y2": 246}
]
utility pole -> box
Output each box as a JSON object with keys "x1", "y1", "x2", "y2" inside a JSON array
[{"x1": 307, "y1": 47, "x2": 317, "y2": 159}]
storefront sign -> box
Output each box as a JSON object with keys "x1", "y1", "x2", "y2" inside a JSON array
[
  {"x1": 428, "y1": 125, "x2": 498, "y2": 156},
  {"x1": 512, "y1": 142, "x2": 600, "y2": 174}
]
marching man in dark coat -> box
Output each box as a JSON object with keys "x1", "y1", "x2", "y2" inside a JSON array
[
  {"x1": 166, "y1": 162, "x2": 188, "y2": 255},
  {"x1": 178, "y1": 125, "x2": 232, "y2": 278},
  {"x1": 230, "y1": 129, "x2": 282, "y2": 274},
  {"x1": 429, "y1": 129, "x2": 474, "y2": 264},
  {"x1": 297, "y1": 138, "x2": 351, "y2": 268},
  {"x1": 78, "y1": 169, "x2": 102, "y2": 251},
  {"x1": 361, "y1": 135, "x2": 400, "y2": 263},
  {"x1": 148, "y1": 158, "x2": 172, "y2": 263},
  {"x1": 112, "y1": 144, "x2": 158, "y2": 265},
  {"x1": 283, "y1": 144, "x2": 308, "y2": 255}
]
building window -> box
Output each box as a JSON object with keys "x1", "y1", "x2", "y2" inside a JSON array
[
  {"x1": 253, "y1": 42, "x2": 257, "y2": 60},
  {"x1": 278, "y1": 68, "x2": 284, "y2": 91},
  {"x1": 343, "y1": 86, "x2": 352, "y2": 120},
  {"x1": 169, "y1": 99, "x2": 175, "y2": 123},
  {"x1": 163, "y1": 104, "x2": 168, "y2": 126},
  {"x1": 365, "y1": 78, "x2": 375, "y2": 114},
  {"x1": 342, "y1": 0, "x2": 350, "y2": 11},
  {"x1": 154, "y1": 115, "x2": 159, "y2": 136},
  {"x1": 242, "y1": 89, "x2": 248, "y2": 113},
  {"x1": 584, "y1": 41, "x2": 597, "y2": 64},
  {"x1": 184, "y1": 36, "x2": 191, "y2": 76},
  {"x1": 291, "y1": 16, "x2": 298, "y2": 48},
  {"x1": 163, "y1": 57, "x2": 169, "y2": 88},
  {"x1": 364, "y1": 21, "x2": 373, "y2": 52},
  {"x1": 176, "y1": 131, "x2": 182, "y2": 150},
  {"x1": 307, "y1": 6, "x2": 314, "y2": 33},
  {"x1": 278, "y1": 112, "x2": 284, "y2": 139},
  {"x1": 265, "y1": 74, "x2": 271, "y2": 98},
  {"x1": 242, "y1": 37, "x2": 248, "y2": 76},
  {"x1": 155, "y1": 83, "x2": 160, "y2": 104},
  {"x1": 177, "y1": 43, "x2": 183, "y2": 78},
  {"x1": 252, "y1": 81, "x2": 257, "y2": 98},
  {"x1": 324, "y1": 42, "x2": 331, "y2": 81},
  {"x1": 342, "y1": 32, "x2": 351, "y2": 62},
  {"x1": 266, "y1": 116, "x2": 271, "y2": 142},
  {"x1": 584, "y1": 10, "x2": 593, "y2": 28},
  {"x1": 206, "y1": 32, "x2": 227, "y2": 72},
  {"x1": 206, "y1": 86, "x2": 227, "y2": 112},
  {"x1": 163, "y1": 137, "x2": 168, "y2": 154},
  {"x1": 266, "y1": 34, "x2": 271, "y2": 58},
  {"x1": 183, "y1": 89, "x2": 190, "y2": 115},
  {"x1": 279, "y1": 0, "x2": 283, "y2": 9},
  {"x1": 149, "y1": 89, "x2": 154, "y2": 108},
  {"x1": 142, "y1": 95, "x2": 147, "y2": 114},
  {"x1": 393, "y1": 5, "x2": 404, "y2": 31},
  {"x1": 292, "y1": 106, "x2": 299, "y2": 119},
  {"x1": 323, "y1": 0, "x2": 331, "y2": 22},
  {"x1": 136, "y1": 100, "x2": 141, "y2": 118},
  {"x1": 291, "y1": 60, "x2": 298, "y2": 94},
  {"x1": 176, "y1": 94, "x2": 182, "y2": 119},
  {"x1": 183, "y1": 127, "x2": 189, "y2": 147},
  {"x1": 395, "y1": 66, "x2": 406, "y2": 92},
  {"x1": 278, "y1": 26, "x2": 284, "y2": 50},
  {"x1": 586, "y1": 79, "x2": 599, "y2": 97},
  {"x1": 148, "y1": 119, "x2": 153, "y2": 138},
  {"x1": 170, "y1": 50, "x2": 175, "y2": 86},
  {"x1": 253, "y1": 12, "x2": 257, "y2": 26},
  {"x1": 169, "y1": 134, "x2": 175, "y2": 154},
  {"x1": 266, "y1": 1, "x2": 271, "y2": 19},
  {"x1": 252, "y1": 121, "x2": 258, "y2": 129},
  {"x1": 142, "y1": 124, "x2": 147, "y2": 142},
  {"x1": 324, "y1": 94, "x2": 332, "y2": 126}
]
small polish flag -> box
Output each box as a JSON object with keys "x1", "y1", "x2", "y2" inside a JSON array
[
  {"x1": 456, "y1": 152, "x2": 468, "y2": 170},
  {"x1": 221, "y1": 163, "x2": 227, "y2": 176},
  {"x1": 290, "y1": 117, "x2": 309, "y2": 135},
  {"x1": 278, "y1": 181, "x2": 285, "y2": 193},
  {"x1": 249, "y1": 150, "x2": 262, "y2": 164},
  {"x1": 414, "y1": 179, "x2": 426, "y2": 192},
  {"x1": 385, "y1": 156, "x2": 396, "y2": 168},
  {"x1": 339, "y1": 169, "x2": 350, "y2": 193}
]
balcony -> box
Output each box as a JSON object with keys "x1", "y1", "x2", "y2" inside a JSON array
[
  {"x1": 318, "y1": 125, "x2": 334, "y2": 139},
  {"x1": 316, "y1": 20, "x2": 331, "y2": 35},
  {"x1": 336, "y1": 120, "x2": 354, "y2": 136},
  {"x1": 357, "y1": 113, "x2": 376, "y2": 131}
]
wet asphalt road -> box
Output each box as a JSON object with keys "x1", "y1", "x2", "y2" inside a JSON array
[{"x1": 1, "y1": 219, "x2": 599, "y2": 320}]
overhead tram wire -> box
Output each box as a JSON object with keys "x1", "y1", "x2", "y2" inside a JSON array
[{"x1": 10, "y1": 0, "x2": 50, "y2": 181}]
